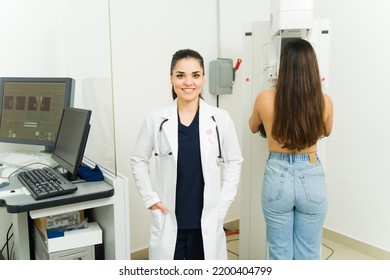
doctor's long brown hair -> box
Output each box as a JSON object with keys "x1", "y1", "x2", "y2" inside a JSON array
[{"x1": 272, "y1": 39, "x2": 326, "y2": 151}]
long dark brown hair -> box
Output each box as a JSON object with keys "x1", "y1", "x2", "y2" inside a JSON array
[
  {"x1": 272, "y1": 39, "x2": 326, "y2": 150},
  {"x1": 170, "y1": 49, "x2": 204, "y2": 100}
]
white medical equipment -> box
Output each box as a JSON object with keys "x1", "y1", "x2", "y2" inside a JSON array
[
  {"x1": 263, "y1": 0, "x2": 314, "y2": 90},
  {"x1": 239, "y1": 0, "x2": 331, "y2": 259}
]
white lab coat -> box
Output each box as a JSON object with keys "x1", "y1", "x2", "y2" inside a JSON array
[{"x1": 130, "y1": 99, "x2": 243, "y2": 260}]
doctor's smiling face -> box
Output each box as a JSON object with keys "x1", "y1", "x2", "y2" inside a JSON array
[
  {"x1": 170, "y1": 49, "x2": 205, "y2": 102},
  {"x1": 170, "y1": 58, "x2": 205, "y2": 103}
]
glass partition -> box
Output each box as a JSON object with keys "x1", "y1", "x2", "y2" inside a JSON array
[
  {"x1": 61, "y1": 0, "x2": 116, "y2": 175},
  {"x1": 0, "y1": 0, "x2": 116, "y2": 175}
]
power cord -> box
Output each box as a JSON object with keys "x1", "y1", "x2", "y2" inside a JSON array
[
  {"x1": 1, "y1": 162, "x2": 55, "y2": 181},
  {"x1": 225, "y1": 229, "x2": 240, "y2": 258},
  {"x1": 225, "y1": 229, "x2": 239, "y2": 236},
  {"x1": 227, "y1": 238, "x2": 240, "y2": 257},
  {"x1": 0, "y1": 223, "x2": 14, "y2": 260},
  {"x1": 223, "y1": 228, "x2": 334, "y2": 260},
  {"x1": 322, "y1": 242, "x2": 334, "y2": 260}
]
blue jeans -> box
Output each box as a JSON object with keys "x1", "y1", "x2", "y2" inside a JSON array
[{"x1": 261, "y1": 152, "x2": 327, "y2": 260}]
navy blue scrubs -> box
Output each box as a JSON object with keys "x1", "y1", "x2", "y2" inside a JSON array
[{"x1": 174, "y1": 109, "x2": 205, "y2": 260}]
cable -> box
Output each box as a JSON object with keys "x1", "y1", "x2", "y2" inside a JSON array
[
  {"x1": 216, "y1": 0, "x2": 221, "y2": 57},
  {"x1": 6, "y1": 223, "x2": 13, "y2": 260},
  {"x1": 224, "y1": 228, "x2": 334, "y2": 260},
  {"x1": 0, "y1": 236, "x2": 8, "y2": 253},
  {"x1": 322, "y1": 242, "x2": 334, "y2": 260},
  {"x1": 225, "y1": 229, "x2": 240, "y2": 258},
  {"x1": 2, "y1": 162, "x2": 55, "y2": 181},
  {"x1": 216, "y1": 0, "x2": 221, "y2": 108},
  {"x1": 225, "y1": 229, "x2": 239, "y2": 236},
  {"x1": 10, "y1": 241, "x2": 15, "y2": 260},
  {"x1": 0, "y1": 223, "x2": 13, "y2": 260},
  {"x1": 226, "y1": 238, "x2": 239, "y2": 257}
]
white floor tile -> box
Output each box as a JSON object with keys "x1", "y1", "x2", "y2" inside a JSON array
[{"x1": 226, "y1": 235, "x2": 377, "y2": 260}]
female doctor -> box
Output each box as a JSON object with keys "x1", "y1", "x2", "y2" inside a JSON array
[{"x1": 130, "y1": 49, "x2": 243, "y2": 260}]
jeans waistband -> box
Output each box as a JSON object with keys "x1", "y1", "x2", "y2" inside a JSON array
[{"x1": 268, "y1": 152, "x2": 317, "y2": 163}]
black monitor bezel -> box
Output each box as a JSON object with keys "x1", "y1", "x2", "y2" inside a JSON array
[
  {"x1": 51, "y1": 107, "x2": 92, "y2": 182},
  {"x1": 0, "y1": 77, "x2": 75, "y2": 151}
]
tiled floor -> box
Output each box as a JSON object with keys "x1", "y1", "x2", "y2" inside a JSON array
[
  {"x1": 226, "y1": 234, "x2": 376, "y2": 260},
  {"x1": 320, "y1": 237, "x2": 376, "y2": 260},
  {"x1": 131, "y1": 227, "x2": 379, "y2": 260},
  {"x1": 226, "y1": 233, "x2": 240, "y2": 260}
]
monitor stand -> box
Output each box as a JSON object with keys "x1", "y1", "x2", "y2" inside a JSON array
[
  {"x1": 43, "y1": 145, "x2": 54, "y2": 153},
  {"x1": 61, "y1": 171, "x2": 85, "y2": 184}
]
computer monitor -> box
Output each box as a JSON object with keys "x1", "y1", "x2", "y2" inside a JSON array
[
  {"x1": 51, "y1": 107, "x2": 92, "y2": 182},
  {"x1": 0, "y1": 77, "x2": 75, "y2": 152}
]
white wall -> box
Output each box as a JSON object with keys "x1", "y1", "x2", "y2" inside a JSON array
[
  {"x1": 314, "y1": 0, "x2": 390, "y2": 251},
  {"x1": 1, "y1": 0, "x2": 390, "y2": 258},
  {"x1": 0, "y1": 1, "x2": 68, "y2": 76}
]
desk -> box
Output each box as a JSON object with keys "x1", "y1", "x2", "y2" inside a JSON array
[{"x1": 0, "y1": 161, "x2": 131, "y2": 260}]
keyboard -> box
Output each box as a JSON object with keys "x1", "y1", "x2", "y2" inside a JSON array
[
  {"x1": 0, "y1": 151, "x2": 59, "y2": 169},
  {"x1": 17, "y1": 167, "x2": 77, "y2": 200}
]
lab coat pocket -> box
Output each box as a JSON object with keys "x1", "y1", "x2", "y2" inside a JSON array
[
  {"x1": 150, "y1": 209, "x2": 165, "y2": 232},
  {"x1": 217, "y1": 200, "x2": 230, "y2": 229},
  {"x1": 149, "y1": 209, "x2": 166, "y2": 251}
]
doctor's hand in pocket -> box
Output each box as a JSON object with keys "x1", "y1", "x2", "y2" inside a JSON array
[{"x1": 149, "y1": 201, "x2": 169, "y2": 214}]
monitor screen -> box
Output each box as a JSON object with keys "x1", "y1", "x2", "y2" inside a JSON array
[
  {"x1": 51, "y1": 107, "x2": 92, "y2": 182},
  {"x1": 0, "y1": 77, "x2": 75, "y2": 152}
]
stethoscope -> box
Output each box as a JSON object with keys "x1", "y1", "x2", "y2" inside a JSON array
[
  {"x1": 154, "y1": 119, "x2": 172, "y2": 157},
  {"x1": 211, "y1": 116, "x2": 224, "y2": 165},
  {"x1": 154, "y1": 117, "x2": 224, "y2": 165}
]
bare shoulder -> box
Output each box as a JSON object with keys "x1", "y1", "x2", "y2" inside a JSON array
[
  {"x1": 323, "y1": 93, "x2": 333, "y2": 111},
  {"x1": 258, "y1": 89, "x2": 275, "y2": 99},
  {"x1": 255, "y1": 90, "x2": 275, "y2": 106},
  {"x1": 323, "y1": 93, "x2": 332, "y2": 103}
]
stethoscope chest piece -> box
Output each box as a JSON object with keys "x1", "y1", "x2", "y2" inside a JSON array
[{"x1": 217, "y1": 156, "x2": 224, "y2": 166}]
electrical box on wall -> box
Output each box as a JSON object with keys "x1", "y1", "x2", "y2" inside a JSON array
[{"x1": 209, "y1": 58, "x2": 234, "y2": 95}]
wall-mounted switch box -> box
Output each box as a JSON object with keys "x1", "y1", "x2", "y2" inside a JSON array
[{"x1": 209, "y1": 58, "x2": 233, "y2": 95}]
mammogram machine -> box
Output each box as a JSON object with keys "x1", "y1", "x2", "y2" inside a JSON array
[{"x1": 240, "y1": 0, "x2": 331, "y2": 259}]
